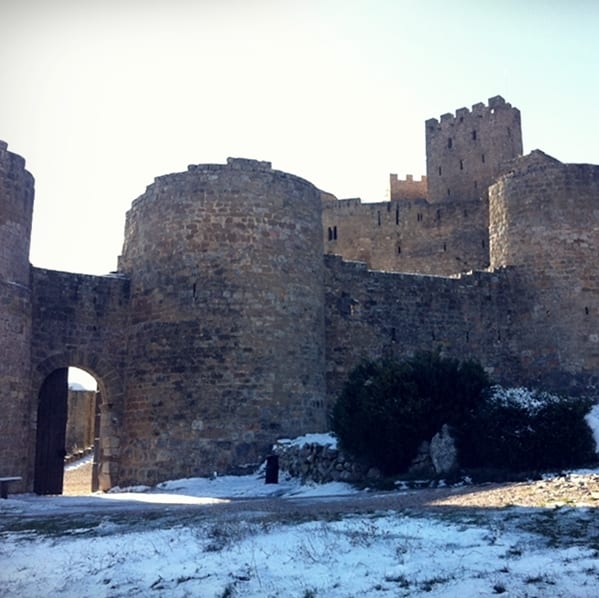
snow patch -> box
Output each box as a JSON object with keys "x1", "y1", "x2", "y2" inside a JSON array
[
  {"x1": 489, "y1": 385, "x2": 561, "y2": 414},
  {"x1": 276, "y1": 432, "x2": 338, "y2": 449},
  {"x1": 584, "y1": 404, "x2": 599, "y2": 454}
]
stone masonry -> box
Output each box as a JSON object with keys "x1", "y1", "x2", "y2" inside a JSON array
[{"x1": 0, "y1": 96, "x2": 598, "y2": 492}]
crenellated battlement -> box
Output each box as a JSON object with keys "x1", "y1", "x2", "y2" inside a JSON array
[
  {"x1": 389, "y1": 173, "x2": 428, "y2": 201},
  {"x1": 425, "y1": 95, "x2": 512, "y2": 132}
]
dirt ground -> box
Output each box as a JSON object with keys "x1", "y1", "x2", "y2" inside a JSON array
[
  {"x1": 62, "y1": 459, "x2": 599, "y2": 510},
  {"x1": 63, "y1": 460, "x2": 93, "y2": 495}
]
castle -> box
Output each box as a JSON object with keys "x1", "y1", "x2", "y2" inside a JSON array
[{"x1": 1, "y1": 95, "x2": 598, "y2": 493}]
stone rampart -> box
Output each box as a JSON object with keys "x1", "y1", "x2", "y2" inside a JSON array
[
  {"x1": 65, "y1": 389, "x2": 96, "y2": 454},
  {"x1": 117, "y1": 157, "x2": 327, "y2": 485},
  {"x1": 30, "y1": 268, "x2": 130, "y2": 490},
  {"x1": 489, "y1": 152, "x2": 599, "y2": 389},
  {"x1": 323, "y1": 254, "x2": 526, "y2": 408},
  {"x1": 2, "y1": 95, "x2": 598, "y2": 492},
  {"x1": 322, "y1": 195, "x2": 489, "y2": 275},
  {"x1": 0, "y1": 141, "x2": 34, "y2": 492}
]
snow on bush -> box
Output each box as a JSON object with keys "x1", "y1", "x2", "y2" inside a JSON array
[
  {"x1": 459, "y1": 386, "x2": 596, "y2": 471},
  {"x1": 488, "y1": 385, "x2": 561, "y2": 415}
]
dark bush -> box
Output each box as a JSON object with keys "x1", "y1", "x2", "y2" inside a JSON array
[
  {"x1": 457, "y1": 387, "x2": 596, "y2": 471},
  {"x1": 331, "y1": 352, "x2": 490, "y2": 475}
]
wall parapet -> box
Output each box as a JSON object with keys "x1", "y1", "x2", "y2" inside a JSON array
[
  {"x1": 426, "y1": 95, "x2": 512, "y2": 131},
  {"x1": 389, "y1": 173, "x2": 427, "y2": 201}
]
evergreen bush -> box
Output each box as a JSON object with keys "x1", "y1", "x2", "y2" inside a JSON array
[
  {"x1": 331, "y1": 352, "x2": 490, "y2": 475},
  {"x1": 457, "y1": 387, "x2": 596, "y2": 471}
]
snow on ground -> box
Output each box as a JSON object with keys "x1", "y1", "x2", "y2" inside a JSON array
[{"x1": 2, "y1": 467, "x2": 599, "y2": 597}]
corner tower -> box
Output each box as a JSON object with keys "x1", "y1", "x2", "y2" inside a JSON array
[
  {"x1": 117, "y1": 158, "x2": 327, "y2": 485},
  {"x1": 425, "y1": 95, "x2": 522, "y2": 203},
  {"x1": 0, "y1": 141, "x2": 34, "y2": 488},
  {"x1": 489, "y1": 151, "x2": 599, "y2": 388}
]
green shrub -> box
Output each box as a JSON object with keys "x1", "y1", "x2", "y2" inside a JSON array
[
  {"x1": 331, "y1": 352, "x2": 490, "y2": 475},
  {"x1": 457, "y1": 387, "x2": 596, "y2": 471}
]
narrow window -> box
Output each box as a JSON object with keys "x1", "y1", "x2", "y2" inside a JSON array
[
  {"x1": 436, "y1": 208, "x2": 441, "y2": 221},
  {"x1": 585, "y1": 306, "x2": 590, "y2": 315},
  {"x1": 481, "y1": 239, "x2": 486, "y2": 249},
  {"x1": 390, "y1": 327, "x2": 397, "y2": 341},
  {"x1": 417, "y1": 213, "x2": 423, "y2": 222},
  {"x1": 481, "y1": 153, "x2": 486, "y2": 163},
  {"x1": 466, "y1": 331, "x2": 470, "y2": 342},
  {"x1": 397, "y1": 244, "x2": 401, "y2": 254},
  {"x1": 448, "y1": 137, "x2": 453, "y2": 149},
  {"x1": 443, "y1": 242, "x2": 447, "y2": 252},
  {"x1": 395, "y1": 207, "x2": 399, "y2": 225},
  {"x1": 474, "y1": 180, "x2": 478, "y2": 189},
  {"x1": 327, "y1": 227, "x2": 333, "y2": 241},
  {"x1": 377, "y1": 211, "x2": 381, "y2": 226},
  {"x1": 447, "y1": 188, "x2": 451, "y2": 196},
  {"x1": 192, "y1": 283, "x2": 197, "y2": 298},
  {"x1": 472, "y1": 130, "x2": 477, "y2": 140},
  {"x1": 438, "y1": 166, "x2": 442, "y2": 176},
  {"x1": 333, "y1": 226, "x2": 338, "y2": 240},
  {"x1": 459, "y1": 159, "x2": 464, "y2": 170}
]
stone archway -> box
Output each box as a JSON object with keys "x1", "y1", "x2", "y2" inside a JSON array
[{"x1": 31, "y1": 353, "x2": 124, "y2": 493}]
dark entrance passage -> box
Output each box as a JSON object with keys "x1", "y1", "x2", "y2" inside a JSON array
[{"x1": 34, "y1": 368, "x2": 68, "y2": 495}]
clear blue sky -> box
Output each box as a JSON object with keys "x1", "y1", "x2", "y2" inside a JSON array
[{"x1": 1, "y1": 0, "x2": 598, "y2": 275}]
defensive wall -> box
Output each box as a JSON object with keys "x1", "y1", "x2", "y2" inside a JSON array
[
  {"x1": 322, "y1": 194, "x2": 488, "y2": 275},
  {"x1": 489, "y1": 150, "x2": 599, "y2": 389},
  {"x1": 0, "y1": 140, "x2": 34, "y2": 492},
  {"x1": 1, "y1": 94, "x2": 598, "y2": 492},
  {"x1": 30, "y1": 268, "x2": 129, "y2": 490},
  {"x1": 323, "y1": 255, "x2": 525, "y2": 403},
  {"x1": 65, "y1": 388, "x2": 97, "y2": 455},
  {"x1": 115, "y1": 158, "x2": 327, "y2": 485},
  {"x1": 323, "y1": 96, "x2": 522, "y2": 277}
]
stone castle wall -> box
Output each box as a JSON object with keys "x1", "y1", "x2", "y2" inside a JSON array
[
  {"x1": 2, "y1": 94, "x2": 598, "y2": 491},
  {"x1": 116, "y1": 158, "x2": 327, "y2": 485},
  {"x1": 0, "y1": 142, "x2": 34, "y2": 491},
  {"x1": 489, "y1": 152, "x2": 599, "y2": 390},
  {"x1": 323, "y1": 255, "x2": 526, "y2": 406},
  {"x1": 321, "y1": 97, "x2": 522, "y2": 276},
  {"x1": 322, "y1": 195, "x2": 489, "y2": 275},
  {"x1": 65, "y1": 389, "x2": 96, "y2": 454},
  {"x1": 30, "y1": 268, "x2": 129, "y2": 490}
]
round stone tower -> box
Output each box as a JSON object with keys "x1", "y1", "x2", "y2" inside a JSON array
[
  {"x1": 117, "y1": 158, "x2": 327, "y2": 485},
  {"x1": 489, "y1": 151, "x2": 599, "y2": 388},
  {"x1": 0, "y1": 141, "x2": 34, "y2": 488}
]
